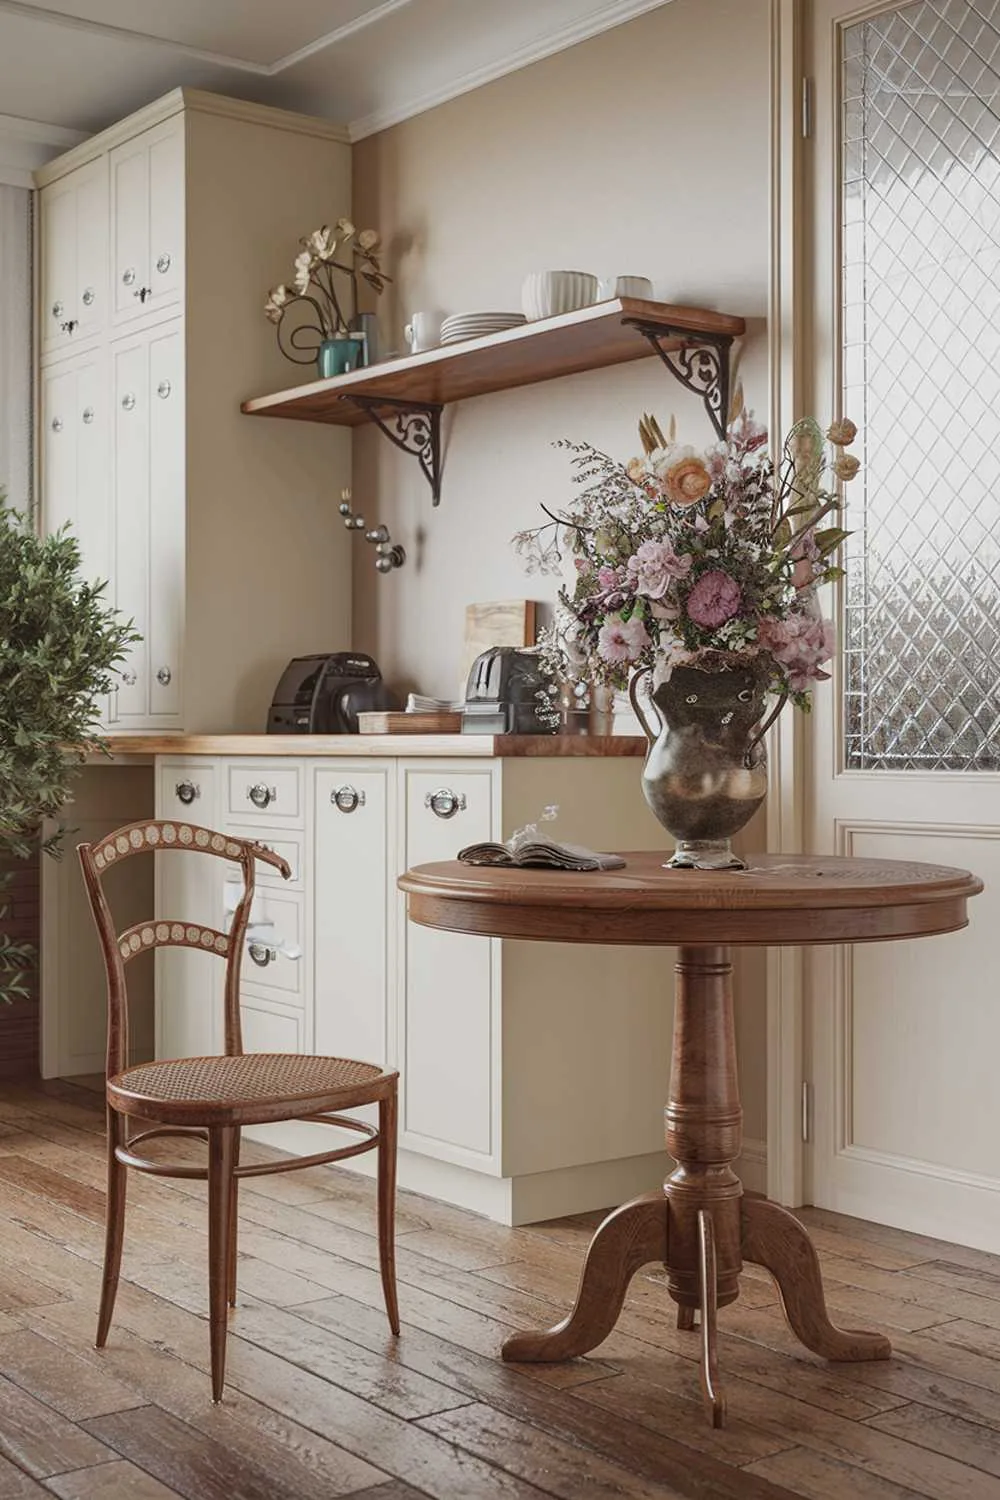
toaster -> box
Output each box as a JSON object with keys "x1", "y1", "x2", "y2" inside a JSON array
[
  {"x1": 461, "y1": 646, "x2": 557, "y2": 734},
  {"x1": 267, "y1": 652, "x2": 398, "y2": 733}
]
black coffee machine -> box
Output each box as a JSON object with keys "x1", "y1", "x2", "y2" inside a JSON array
[{"x1": 267, "y1": 652, "x2": 398, "y2": 733}]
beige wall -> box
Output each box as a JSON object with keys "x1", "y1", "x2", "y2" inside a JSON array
[
  {"x1": 352, "y1": 0, "x2": 771, "y2": 701},
  {"x1": 351, "y1": 0, "x2": 773, "y2": 1149}
]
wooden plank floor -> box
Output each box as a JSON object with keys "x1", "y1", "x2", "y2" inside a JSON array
[{"x1": 1, "y1": 1082, "x2": 999, "y2": 1499}]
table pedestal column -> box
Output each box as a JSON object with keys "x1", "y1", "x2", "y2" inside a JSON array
[{"x1": 501, "y1": 942, "x2": 890, "y2": 1427}]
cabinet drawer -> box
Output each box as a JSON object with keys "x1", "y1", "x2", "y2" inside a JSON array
[
  {"x1": 225, "y1": 881, "x2": 304, "y2": 999},
  {"x1": 226, "y1": 763, "x2": 302, "y2": 824},
  {"x1": 241, "y1": 999, "x2": 303, "y2": 1054},
  {"x1": 225, "y1": 825, "x2": 302, "y2": 886},
  {"x1": 158, "y1": 762, "x2": 216, "y2": 823},
  {"x1": 404, "y1": 767, "x2": 494, "y2": 861}
]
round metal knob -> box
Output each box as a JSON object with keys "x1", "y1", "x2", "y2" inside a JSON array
[
  {"x1": 156, "y1": 380, "x2": 171, "y2": 400},
  {"x1": 121, "y1": 393, "x2": 136, "y2": 412},
  {"x1": 331, "y1": 785, "x2": 366, "y2": 814},
  {"x1": 156, "y1": 666, "x2": 172, "y2": 686},
  {"x1": 122, "y1": 268, "x2": 136, "y2": 286},
  {"x1": 121, "y1": 668, "x2": 137, "y2": 687},
  {"x1": 425, "y1": 788, "x2": 467, "y2": 819},
  {"x1": 82, "y1": 407, "x2": 94, "y2": 425},
  {"x1": 248, "y1": 942, "x2": 274, "y2": 968},
  {"x1": 52, "y1": 300, "x2": 64, "y2": 319},
  {"x1": 82, "y1": 287, "x2": 95, "y2": 307},
  {"x1": 175, "y1": 780, "x2": 199, "y2": 805},
  {"x1": 50, "y1": 417, "x2": 63, "y2": 434},
  {"x1": 247, "y1": 783, "x2": 275, "y2": 809},
  {"x1": 156, "y1": 253, "x2": 171, "y2": 274}
]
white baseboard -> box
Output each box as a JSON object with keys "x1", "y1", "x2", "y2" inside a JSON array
[{"x1": 244, "y1": 1118, "x2": 768, "y2": 1226}]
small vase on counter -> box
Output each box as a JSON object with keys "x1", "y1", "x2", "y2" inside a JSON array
[{"x1": 317, "y1": 335, "x2": 365, "y2": 379}]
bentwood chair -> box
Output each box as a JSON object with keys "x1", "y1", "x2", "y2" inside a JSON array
[{"x1": 78, "y1": 819, "x2": 399, "y2": 1402}]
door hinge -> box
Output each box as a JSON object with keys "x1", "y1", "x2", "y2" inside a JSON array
[
  {"x1": 801, "y1": 1080, "x2": 813, "y2": 1143},
  {"x1": 802, "y1": 77, "x2": 814, "y2": 139}
]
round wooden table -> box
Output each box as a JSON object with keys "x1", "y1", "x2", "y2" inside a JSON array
[{"x1": 398, "y1": 851, "x2": 982, "y2": 1428}]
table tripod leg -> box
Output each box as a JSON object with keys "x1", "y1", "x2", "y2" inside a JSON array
[
  {"x1": 676, "y1": 1303, "x2": 696, "y2": 1331},
  {"x1": 697, "y1": 1209, "x2": 726, "y2": 1427},
  {"x1": 501, "y1": 1193, "x2": 667, "y2": 1363},
  {"x1": 741, "y1": 1197, "x2": 891, "y2": 1361}
]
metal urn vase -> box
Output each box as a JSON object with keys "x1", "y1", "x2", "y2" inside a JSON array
[{"x1": 629, "y1": 662, "x2": 785, "y2": 870}]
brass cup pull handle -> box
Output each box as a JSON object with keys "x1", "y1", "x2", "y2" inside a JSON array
[
  {"x1": 174, "y1": 781, "x2": 199, "y2": 806},
  {"x1": 247, "y1": 783, "x2": 276, "y2": 809},
  {"x1": 248, "y1": 942, "x2": 275, "y2": 968},
  {"x1": 425, "y1": 788, "x2": 467, "y2": 819},
  {"x1": 331, "y1": 785, "x2": 366, "y2": 813}
]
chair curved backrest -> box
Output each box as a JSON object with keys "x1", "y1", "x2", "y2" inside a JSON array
[{"x1": 78, "y1": 820, "x2": 291, "y2": 1076}]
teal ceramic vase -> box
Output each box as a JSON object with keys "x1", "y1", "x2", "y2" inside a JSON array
[{"x1": 317, "y1": 336, "x2": 365, "y2": 378}]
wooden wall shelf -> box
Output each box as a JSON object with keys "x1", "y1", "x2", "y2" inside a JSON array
[{"x1": 241, "y1": 297, "x2": 746, "y2": 502}]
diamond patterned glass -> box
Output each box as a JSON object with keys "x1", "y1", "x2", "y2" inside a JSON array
[{"x1": 842, "y1": 0, "x2": 1000, "y2": 770}]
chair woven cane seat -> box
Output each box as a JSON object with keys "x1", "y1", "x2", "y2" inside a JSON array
[{"x1": 108, "y1": 1052, "x2": 393, "y2": 1126}]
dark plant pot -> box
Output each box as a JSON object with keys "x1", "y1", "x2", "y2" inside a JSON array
[{"x1": 317, "y1": 336, "x2": 365, "y2": 379}]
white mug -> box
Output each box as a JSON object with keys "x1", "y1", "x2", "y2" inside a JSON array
[
  {"x1": 597, "y1": 275, "x2": 654, "y2": 301},
  {"x1": 404, "y1": 311, "x2": 444, "y2": 352}
]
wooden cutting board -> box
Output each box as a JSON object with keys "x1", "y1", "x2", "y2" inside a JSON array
[{"x1": 462, "y1": 601, "x2": 536, "y2": 689}]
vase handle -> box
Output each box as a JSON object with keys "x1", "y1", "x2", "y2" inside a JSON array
[
  {"x1": 628, "y1": 667, "x2": 658, "y2": 745},
  {"x1": 744, "y1": 688, "x2": 789, "y2": 767}
]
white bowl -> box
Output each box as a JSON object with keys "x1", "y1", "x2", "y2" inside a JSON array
[{"x1": 521, "y1": 270, "x2": 599, "y2": 321}]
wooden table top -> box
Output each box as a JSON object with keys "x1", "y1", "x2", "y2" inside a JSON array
[{"x1": 398, "y1": 852, "x2": 983, "y2": 948}]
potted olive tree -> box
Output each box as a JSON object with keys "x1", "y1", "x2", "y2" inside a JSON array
[{"x1": 0, "y1": 491, "x2": 138, "y2": 1004}]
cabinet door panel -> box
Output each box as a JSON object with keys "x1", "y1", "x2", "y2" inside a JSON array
[
  {"x1": 147, "y1": 123, "x2": 183, "y2": 313},
  {"x1": 147, "y1": 325, "x2": 184, "y2": 718},
  {"x1": 74, "y1": 157, "x2": 108, "y2": 344},
  {"x1": 40, "y1": 364, "x2": 78, "y2": 536},
  {"x1": 40, "y1": 180, "x2": 76, "y2": 357},
  {"x1": 155, "y1": 762, "x2": 222, "y2": 1060},
  {"x1": 110, "y1": 335, "x2": 149, "y2": 719},
  {"x1": 241, "y1": 1001, "x2": 302, "y2": 1055},
  {"x1": 314, "y1": 766, "x2": 392, "y2": 1067},
  {"x1": 110, "y1": 139, "x2": 148, "y2": 324},
  {"x1": 401, "y1": 767, "x2": 495, "y2": 1158}
]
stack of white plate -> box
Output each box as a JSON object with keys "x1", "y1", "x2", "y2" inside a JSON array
[{"x1": 440, "y1": 311, "x2": 526, "y2": 345}]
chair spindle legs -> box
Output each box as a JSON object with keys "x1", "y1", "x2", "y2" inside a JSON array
[
  {"x1": 378, "y1": 1087, "x2": 400, "y2": 1336},
  {"x1": 227, "y1": 1128, "x2": 241, "y2": 1308},
  {"x1": 96, "y1": 1108, "x2": 128, "y2": 1349},
  {"x1": 207, "y1": 1126, "x2": 237, "y2": 1402}
]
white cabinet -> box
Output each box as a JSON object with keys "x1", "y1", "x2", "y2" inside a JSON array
[
  {"x1": 155, "y1": 760, "x2": 222, "y2": 1060},
  {"x1": 110, "y1": 118, "x2": 184, "y2": 327},
  {"x1": 36, "y1": 89, "x2": 352, "y2": 735},
  {"x1": 40, "y1": 156, "x2": 107, "y2": 358},
  {"x1": 399, "y1": 766, "x2": 496, "y2": 1162},
  {"x1": 41, "y1": 350, "x2": 111, "y2": 588},
  {"x1": 150, "y1": 749, "x2": 670, "y2": 1225},
  {"x1": 313, "y1": 766, "x2": 395, "y2": 1068},
  {"x1": 109, "y1": 322, "x2": 184, "y2": 728}
]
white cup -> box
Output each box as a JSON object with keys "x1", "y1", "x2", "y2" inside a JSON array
[
  {"x1": 404, "y1": 311, "x2": 445, "y2": 352},
  {"x1": 597, "y1": 275, "x2": 654, "y2": 301}
]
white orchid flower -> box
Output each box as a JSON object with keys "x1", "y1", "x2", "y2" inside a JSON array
[
  {"x1": 293, "y1": 249, "x2": 314, "y2": 295},
  {"x1": 335, "y1": 216, "x2": 356, "y2": 240},
  {"x1": 357, "y1": 228, "x2": 380, "y2": 252},
  {"x1": 264, "y1": 284, "x2": 291, "y2": 323}
]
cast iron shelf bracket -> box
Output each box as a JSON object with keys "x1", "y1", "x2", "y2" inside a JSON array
[
  {"x1": 339, "y1": 394, "x2": 444, "y2": 505},
  {"x1": 623, "y1": 319, "x2": 736, "y2": 441}
]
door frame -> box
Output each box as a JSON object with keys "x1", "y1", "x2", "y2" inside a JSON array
[{"x1": 766, "y1": 0, "x2": 808, "y2": 1207}]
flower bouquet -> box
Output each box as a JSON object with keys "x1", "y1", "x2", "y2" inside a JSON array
[
  {"x1": 514, "y1": 403, "x2": 858, "y2": 867},
  {"x1": 265, "y1": 218, "x2": 390, "y2": 374}
]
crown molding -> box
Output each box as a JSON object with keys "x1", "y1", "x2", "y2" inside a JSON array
[
  {"x1": 0, "y1": 111, "x2": 85, "y2": 186},
  {"x1": 348, "y1": 0, "x2": 675, "y2": 140},
  {"x1": 0, "y1": 111, "x2": 84, "y2": 147},
  {"x1": 33, "y1": 87, "x2": 349, "y2": 187},
  {"x1": 0, "y1": 0, "x2": 416, "y2": 74}
]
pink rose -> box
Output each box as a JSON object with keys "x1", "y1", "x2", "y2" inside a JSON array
[
  {"x1": 759, "y1": 613, "x2": 835, "y2": 691},
  {"x1": 597, "y1": 615, "x2": 650, "y2": 665},
  {"x1": 626, "y1": 540, "x2": 693, "y2": 600},
  {"x1": 685, "y1": 570, "x2": 742, "y2": 628},
  {"x1": 597, "y1": 565, "x2": 622, "y2": 590}
]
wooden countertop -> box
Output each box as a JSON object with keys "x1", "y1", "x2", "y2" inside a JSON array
[{"x1": 100, "y1": 733, "x2": 647, "y2": 759}]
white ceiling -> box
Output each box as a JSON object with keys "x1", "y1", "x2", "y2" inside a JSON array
[{"x1": 0, "y1": 0, "x2": 671, "y2": 141}]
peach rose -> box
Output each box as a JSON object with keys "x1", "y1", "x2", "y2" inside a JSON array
[
  {"x1": 834, "y1": 454, "x2": 860, "y2": 481},
  {"x1": 662, "y1": 456, "x2": 712, "y2": 507}
]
